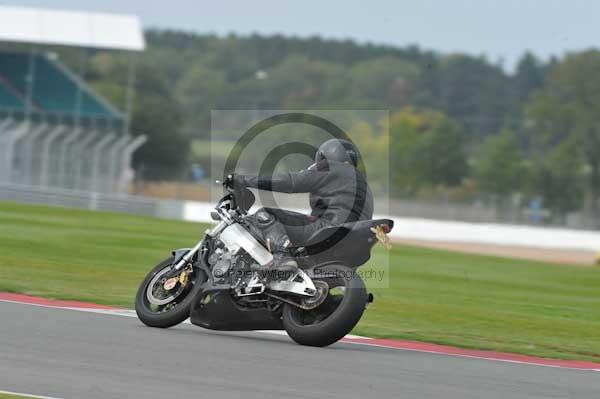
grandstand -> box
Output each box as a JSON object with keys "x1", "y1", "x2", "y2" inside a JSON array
[
  {"x1": 0, "y1": 6, "x2": 146, "y2": 193},
  {"x1": 0, "y1": 52, "x2": 122, "y2": 119}
]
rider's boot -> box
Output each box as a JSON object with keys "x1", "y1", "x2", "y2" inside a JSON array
[
  {"x1": 271, "y1": 252, "x2": 298, "y2": 272},
  {"x1": 252, "y1": 252, "x2": 298, "y2": 280},
  {"x1": 251, "y1": 233, "x2": 298, "y2": 279},
  {"x1": 252, "y1": 252, "x2": 298, "y2": 277}
]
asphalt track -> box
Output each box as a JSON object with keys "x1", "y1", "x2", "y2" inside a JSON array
[{"x1": 1, "y1": 301, "x2": 600, "y2": 399}]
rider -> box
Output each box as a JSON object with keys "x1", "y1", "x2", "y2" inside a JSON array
[{"x1": 233, "y1": 138, "x2": 374, "y2": 273}]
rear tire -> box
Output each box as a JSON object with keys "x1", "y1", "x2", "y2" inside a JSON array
[
  {"x1": 135, "y1": 257, "x2": 206, "y2": 328},
  {"x1": 282, "y1": 265, "x2": 367, "y2": 347}
]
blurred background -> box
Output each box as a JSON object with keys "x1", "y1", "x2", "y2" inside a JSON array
[
  {"x1": 0, "y1": 0, "x2": 598, "y2": 229},
  {"x1": 2, "y1": 2, "x2": 600, "y2": 367}
]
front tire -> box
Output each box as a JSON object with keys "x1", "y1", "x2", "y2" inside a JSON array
[
  {"x1": 282, "y1": 264, "x2": 367, "y2": 347},
  {"x1": 135, "y1": 257, "x2": 205, "y2": 328}
]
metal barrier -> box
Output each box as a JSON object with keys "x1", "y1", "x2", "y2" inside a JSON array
[
  {"x1": 0, "y1": 182, "x2": 184, "y2": 220},
  {"x1": 0, "y1": 116, "x2": 147, "y2": 194}
]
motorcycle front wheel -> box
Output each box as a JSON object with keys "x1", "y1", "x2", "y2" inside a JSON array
[
  {"x1": 282, "y1": 264, "x2": 367, "y2": 347},
  {"x1": 135, "y1": 257, "x2": 206, "y2": 328}
]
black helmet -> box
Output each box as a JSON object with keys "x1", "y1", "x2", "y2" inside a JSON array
[{"x1": 315, "y1": 139, "x2": 359, "y2": 167}]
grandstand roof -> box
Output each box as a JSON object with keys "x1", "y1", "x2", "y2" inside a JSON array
[{"x1": 0, "y1": 6, "x2": 145, "y2": 51}]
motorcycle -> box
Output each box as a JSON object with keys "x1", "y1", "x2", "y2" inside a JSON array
[{"x1": 135, "y1": 177, "x2": 393, "y2": 347}]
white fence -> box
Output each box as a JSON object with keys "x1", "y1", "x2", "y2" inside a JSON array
[
  {"x1": 3, "y1": 182, "x2": 600, "y2": 252},
  {"x1": 182, "y1": 200, "x2": 600, "y2": 253}
]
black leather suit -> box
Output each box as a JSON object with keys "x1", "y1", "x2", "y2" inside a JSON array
[{"x1": 238, "y1": 160, "x2": 373, "y2": 252}]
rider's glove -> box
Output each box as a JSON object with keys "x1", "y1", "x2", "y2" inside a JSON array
[
  {"x1": 223, "y1": 174, "x2": 235, "y2": 189},
  {"x1": 224, "y1": 173, "x2": 247, "y2": 189}
]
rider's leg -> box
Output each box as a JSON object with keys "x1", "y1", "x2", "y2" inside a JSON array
[
  {"x1": 254, "y1": 208, "x2": 328, "y2": 275},
  {"x1": 261, "y1": 208, "x2": 325, "y2": 246},
  {"x1": 253, "y1": 208, "x2": 298, "y2": 274},
  {"x1": 255, "y1": 208, "x2": 293, "y2": 252},
  {"x1": 263, "y1": 208, "x2": 314, "y2": 227}
]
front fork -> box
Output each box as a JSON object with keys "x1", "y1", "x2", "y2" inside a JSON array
[{"x1": 172, "y1": 220, "x2": 228, "y2": 271}]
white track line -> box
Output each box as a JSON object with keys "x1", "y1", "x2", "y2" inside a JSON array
[{"x1": 0, "y1": 299, "x2": 370, "y2": 339}]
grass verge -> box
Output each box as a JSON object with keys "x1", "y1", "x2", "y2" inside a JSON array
[
  {"x1": 0, "y1": 392, "x2": 53, "y2": 399},
  {"x1": 0, "y1": 201, "x2": 599, "y2": 361}
]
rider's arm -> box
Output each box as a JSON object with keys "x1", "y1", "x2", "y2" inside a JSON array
[{"x1": 238, "y1": 167, "x2": 327, "y2": 193}]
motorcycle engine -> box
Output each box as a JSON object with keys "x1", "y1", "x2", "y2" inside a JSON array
[
  {"x1": 209, "y1": 247, "x2": 231, "y2": 281},
  {"x1": 209, "y1": 243, "x2": 255, "y2": 284}
]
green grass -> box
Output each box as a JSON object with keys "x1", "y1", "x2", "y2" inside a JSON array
[
  {"x1": 1, "y1": 201, "x2": 599, "y2": 361},
  {"x1": 0, "y1": 393, "x2": 46, "y2": 399},
  {"x1": 0, "y1": 202, "x2": 199, "y2": 306}
]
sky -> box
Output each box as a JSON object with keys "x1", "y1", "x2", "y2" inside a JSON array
[{"x1": 1, "y1": 0, "x2": 598, "y2": 70}]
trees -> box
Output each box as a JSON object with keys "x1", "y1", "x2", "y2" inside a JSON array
[
  {"x1": 130, "y1": 63, "x2": 189, "y2": 180},
  {"x1": 530, "y1": 140, "x2": 584, "y2": 221},
  {"x1": 474, "y1": 130, "x2": 525, "y2": 198},
  {"x1": 347, "y1": 57, "x2": 419, "y2": 108},
  {"x1": 513, "y1": 52, "x2": 545, "y2": 106},
  {"x1": 58, "y1": 30, "x2": 584, "y2": 201},
  {"x1": 81, "y1": 32, "x2": 599, "y2": 224},
  {"x1": 264, "y1": 55, "x2": 347, "y2": 108},
  {"x1": 525, "y1": 50, "x2": 600, "y2": 221},
  {"x1": 176, "y1": 65, "x2": 227, "y2": 137},
  {"x1": 82, "y1": 31, "x2": 533, "y2": 185},
  {"x1": 139, "y1": 31, "x2": 519, "y2": 138},
  {"x1": 434, "y1": 55, "x2": 513, "y2": 136},
  {"x1": 389, "y1": 108, "x2": 468, "y2": 195}
]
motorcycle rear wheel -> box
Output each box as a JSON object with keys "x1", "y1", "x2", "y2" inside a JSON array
[
  {"x1": 135, "y1": 257, "x2": 205, "y2": 328},
  {"x1": 282, "y1": 264, "x2": 367, "y2": 347}
]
